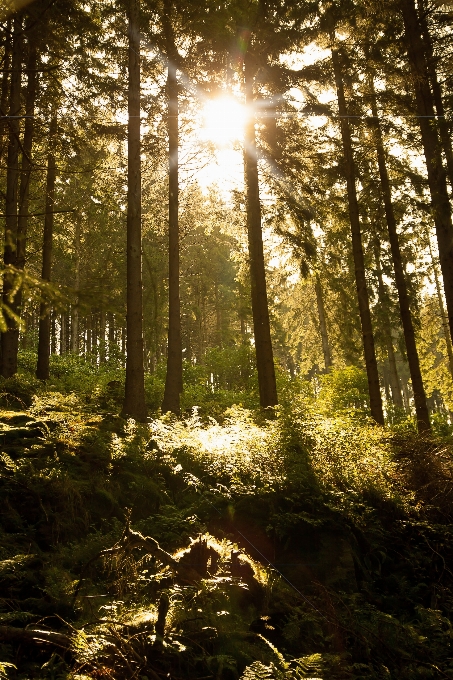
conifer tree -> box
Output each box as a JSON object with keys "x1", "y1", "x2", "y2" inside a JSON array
[
  {"x1": 121, "y1": 0, "x2": 147, "y2": 422},
  {"x1": 330, "y1": 34, "x2": 384, "y2": 424}
]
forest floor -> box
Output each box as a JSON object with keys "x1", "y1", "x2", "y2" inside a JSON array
[{"x1": 1, "y1": 365, "x2": 453, "y2": 679}]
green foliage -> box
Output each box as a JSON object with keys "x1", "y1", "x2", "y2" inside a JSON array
[
  {"x1": 1, "y1": 380, "x2": 453, "y2": 679},
  {"x1": 316, "y1": 366, "x2": 370, "y2": 419},
  {"x1": 0, "y1": 372, "x2": 42, "y2": 408}
]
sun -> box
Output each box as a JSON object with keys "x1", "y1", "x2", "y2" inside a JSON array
[{"x1": 200, "y1": 96, "x2": 247, "y2": 147}]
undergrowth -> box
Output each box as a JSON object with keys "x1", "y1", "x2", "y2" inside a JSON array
[{"x1": 0, "y1": 358, "x2": 452, "y2": 678}]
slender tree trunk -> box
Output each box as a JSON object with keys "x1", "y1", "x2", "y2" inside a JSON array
[
  {"x1": 86, "y1": 314, "x2": 92, "y2": 355},
  {"x1": 382, "y1": 363, "x2": 391, "y2": 404},
  {"x1": 428, "y1": 237, "x2": 453, "y2": 381},
  {"x1": 1, "y1": 16, "x2": 22, "y2": 378},
  {"x1": 121, "y1": 0, "x2": 147, "y2": 422},
  {"x1": 386, "y1": 336, "x2": 403, "y2": 409},
  {"x1": 99, "y1": 309, "x2": 106, "y2": 363},
  {"x1": 0, "y1": 19, "x2": 12, "y2": 162},
  {"x1": 65, "y1": 312, "x2": 70, "y2": 353},
  {"x1": 400, "y1": 0, "x2": 453, "y2": 346},
  {"x1": 3, "y1": 27, "x2": 38, "y2": 371},
  {"x1": 161, "y1": 58, "x2": 182, "y2": 415},
  {"x1": 243, "y1": 56, "x2": 278, "y2": 408},
  {"x1": 372, "y1": 237, "x2": 405, "y2": 410},
  {"x1": 314, "y1": 273, "x2": 332, "y2": 371},
  {"x1": 121, "y1": 321, "x2": 126, "y2": 360},
  {"x1": 331, "y1": 42, "x2": 384, "y2": 424},
  {"x1": 36, "y1": 114, "x2": 57, "y2": 380},
  {"x1": 402, "y1": 380, "x2": 411, "y2": 411},
  {"x1": 91, "y1": 311, "x2": 99, "y2": 362},
  {"x1": 50, "y1": 311, "x2": 56, "y2": 355},
  {"x1": 59, "y1": 314, "x2": 65, "y2": 356},
  {"x1": 368, "y1": 76, "x2": 430, "y2": 431},
  {"x1": 215, "y1": 280, "x2": 222, "y2": 346},
  {"x1": 71, "y1": 217, "x2": 80, "y2": 354},
  {"x1": 108, "y1": 311, "x2": 115, "y2": 343},
  {"x1": 418, "y1": 0, "x2": 453, "y2": 192}
]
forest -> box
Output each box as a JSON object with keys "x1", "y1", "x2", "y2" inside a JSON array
[{"x1": 1, "y1": 0, "x2": 453, "y2": 677}]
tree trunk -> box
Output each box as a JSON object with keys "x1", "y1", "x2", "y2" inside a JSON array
[
  {"x1": 1, "y1": 16, "x2": 22, "y2": 378},
  {"x1": 86, "y1": 313, "x2": 92, "y2": 355},
  {"x1": 121, "y1": 321, "x2": 126, "y2": 360},
  {"x1": 215, "y1": 280, "x2": 222, "y2": 346},
  {"x1": 71, "y1": 217, "x2": 80, "y2": 354},
  {"x1": 418, "y1": 0, "x2": 453, "y2": 192},
  {"x1": 314, "y1": 273, "x2": 332, "y2": 371},
  {"x1": 51, "y1": 310, "x2": 56, "y2": 355},
  {"x1": 400, "y1": 0, "x2": 453, "y2": 346},
  {"x1": 372, "y1": 235, "x2": 405, "y2": 410},
  {"x1": 121, "y1": 0, "x2": 147, "y2": 422},
  {"x1": 36, "y1": 114, "x2": 57, "y2": 381},
  {"x1": 368, "y1": 75, "x2": 430, "y2": 430},
  {"x1": 99, "y1": 309, "x2": 106, "y2": 363},
  {"x1": 331, "y1": 42, "x2": 384, "y2": 424},
  {"x1": 428, "y1": 237, "x2": 453, "y2": 382},
  {"x1": 108, "y1": 311, "x2": 115, "y2": 343},
  {"x1": 0, "y1": 19, "x2": 12, "y2": 161},
  {"x1": 59, "y1": 313, "x2": 66, "y2": 355},
  {"x1": 92, "y1": 312, "x2": 98, "y2": 355},
  {"x1": 161, "y1": 58, "x2": 182, "y2": 415},
  {"x1": 4, "y1": 26, "x2": 38, "y2": 369},
  {"x1": 243, "y1": 56, "x2": 278, "y2": 408}
]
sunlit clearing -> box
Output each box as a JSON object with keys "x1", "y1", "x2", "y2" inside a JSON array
[{"x1": 200, "y1": 96, "x2": 247, "y2": 147}]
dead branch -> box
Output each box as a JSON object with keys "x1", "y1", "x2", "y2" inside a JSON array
[{"x1": 0, "y1": 625, "x2": 72, "y2": 649}]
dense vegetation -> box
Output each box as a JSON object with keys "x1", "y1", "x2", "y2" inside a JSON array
[
  {"x1": 0, "y1": 358, "x2": 453, "y2": 679},
  {"x1": 1, "y1": 0, "x2": 453, "y2": 676}
]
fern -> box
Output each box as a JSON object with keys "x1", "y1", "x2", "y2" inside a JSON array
[
  {"x1": 291, "y1": 653, "x2": 324, "y2": 679},
  {"x1": 241, "y1": 661, "x2": 278, "y2": 680},
  {"x1": 0, "y1": 663, "x2": 17, "y2": 680}
]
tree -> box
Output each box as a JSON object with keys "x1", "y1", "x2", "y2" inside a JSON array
[
  {"x1": 366, "y1": 71, "x2": 430, "y2": 431},
  {"x1": 399, "y1": 0, "x2": 453, "y2": 346},
  {"x1": 1, "y1": 13, "x2": 22, "y2": 377},
  {"x1": 330, "y1": 35, "x2": 384, "y2": 425},
  {"x1": 161, "y1": 2, "x2": 182, "y2": 415},
  {"x1": 243, "y1": 52, "x2": 278, "y2": 408},
  {"x1": 121, "y1": 0, "x2": 147, "y2": 422},
  {"x1": 36, "y1": 113, "x2": 57, "y2": 381}
]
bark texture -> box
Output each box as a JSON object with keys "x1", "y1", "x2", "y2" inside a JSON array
[
  {"x1": 243, "y1": 57, "x2": 278, "y2": 408},
  {"x1": 2, "y1": 25, "x2": 38, "y2": 373},
  {"x1": 161, "y1": 55, "x2": 182, "y2": 415},
  {"x1": 1, "y1": 16, "x2": 22, "y2": 377},
  {"x1": 121, "y1": 0, "x2": 147, "y2": 422},
  {"x1": 36, "y1": 114, "x2": 57, "y2": 381}
]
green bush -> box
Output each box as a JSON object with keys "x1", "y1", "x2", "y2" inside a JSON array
[{"x1": 316, "y1": 366, "x2": 370, "y2": 419}]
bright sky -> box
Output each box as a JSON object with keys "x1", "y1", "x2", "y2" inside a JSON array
[{"x1": 186, "y1": 95, "x2": 247, "y2": 195}]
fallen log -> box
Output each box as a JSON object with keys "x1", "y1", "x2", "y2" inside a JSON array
[{"x1": 0, "y1": 625, "x2": 72, "y2": 649}]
